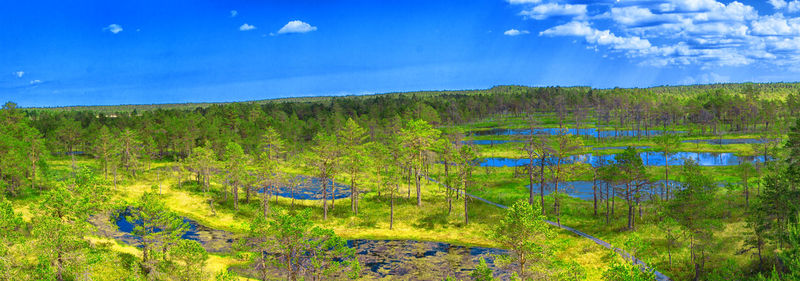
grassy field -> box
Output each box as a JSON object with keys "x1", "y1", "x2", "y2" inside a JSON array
[
  {"x1": 8, "y1": 112, "x2": 782, "y2": 280},
  {"x1": 437, "y1": 116, "x2": 778, "y2": 280},
  {"x1": 12, "y1": 156, "x2": 621, "y2": 280}
]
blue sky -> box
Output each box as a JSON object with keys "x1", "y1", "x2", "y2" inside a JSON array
[{"x1": 2, "y1": 0, "x2": 800, "y2": 107}]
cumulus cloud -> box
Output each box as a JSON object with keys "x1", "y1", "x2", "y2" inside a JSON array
[
  {"x1": 504, "y1": 29, "x2": 530, "y2": 36},
  {"x1": 770, "y1": 0, "x2": 788, "y2": 9},
  {"x1": 13, "y1": 71, "x2": 24, "y2": 78},
  {"x1": 29, "y1": 80, "x2": 41, "y2": 85},
  {"x1": 508, "y1": 0, "x2": 800, "y2": 67},
  {"x1": 751, "y1": 14, "x2": 800, "y2": 35},
  {"x1": 230, "y1": 10, "x2": 238, "y2": 17},
  {"x1": 103, "y1": 24, "x2": 123, "y2": 34},
  {"x1": 239, "y1": 23, "x2": 256, "y2": 31},
  {"x1": 520, "y1": 3, "x2": 587, "y2": 20},
  {"x1": 657, "y1": 0, "x2": 721, "y2": 13},
  {"x1": 790, "y1": 1, "x2": 800, "y2": 12},
  {"x1": 540, "y1": 21, "x2": 652, "y2": 51},
  {"x1": 277, "y1": 20, "x2": 317, "y2": 34}
]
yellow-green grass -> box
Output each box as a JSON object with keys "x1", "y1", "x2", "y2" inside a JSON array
[
  {"x1": 86, "y1": 236, "x2": 254, "y2": 280},
  {"x1": 456, "y1": 165, "x2": 760, "y2": 280},
  {"x1": 16, "y1": 157, "x2": 617, "y2": 279}
]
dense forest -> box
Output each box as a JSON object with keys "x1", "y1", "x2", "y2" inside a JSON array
[{"x1": 2, "y1": 83, "x2": 800, "y2": 280}]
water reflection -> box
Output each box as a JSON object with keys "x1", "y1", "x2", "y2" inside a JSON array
[
  {"x1": 257, "y1": 175, "x2": 351, "y2": 200},
  {"x1": 111, "y1": 212, "x2": 510, "y2": 279},
  {"x1": 463, "y1": 140, "x2": 524, "y2": 145},
  {"x1": 527, "y1": 180, "x2": 679, "y2": 201},
  {"x1": 469, "y1": 128, "x2": 685, "y2": 138},
  {"x1": 479, "y1": 152, "x2": 767, "y2": 167},
  {"x1": 683, "y1": 138, "x2": 775, "y2": 145}
]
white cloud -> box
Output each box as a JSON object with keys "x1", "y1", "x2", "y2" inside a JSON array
[
  {"x1": 507, "y1": 0, "x2": 800, "y2": 67},
  {"x1": 277, "y1": 20, "x2": 317, "y2": 34},
  {"x1": 230, "y1": 10, "x2": 238, "y2": 17},
  {"x1": 751, "y1": 14, "x2": 800, "y2": 35},
  {"x1": 29, "y1": 80, "x2": 41, "y2": 85},
  {"x1": 520, "y1": 3, "x2": 587, "y2": 20},
  {"x1": 658, "y1": 0, "x2": 721, "y2": 13},
  {"x1": 540, "y1": 21, "x2": 652, "y2": 51},
  {"x1": 504, "y1": 29, "x2": 530, "y2": 36},
  {"x1": 13, "y1": 71, "x2": 24, "y2": 78},
  {"x1": 506, "y1": 0, "x2": 540, "y2": 4},
  {"x1": 239, "y1": 23, "x2": 256, "y2": 31},
  {"x1": 770, "y1": 0, "x2": 788, "y2": 9},
  {"x1": 610, "y1": 6, "x2": 684, "y2": 27},
  {"x1": 103, "y1": 24, "x2": 123, "y2": 34},
  {"x1": 790, "y1": 1, "x2": 800, "y2": 12}
]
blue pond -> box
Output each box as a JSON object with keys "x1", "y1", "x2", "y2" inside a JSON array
[
  {"x1": 592, "y1": 146, "x2": 650, "y2": 150},
  {"x1": 112, "y1": 213, "x2": 510, "y2": 278},
  {"x1": 114, "y1": 208, "x2": 201, "y2": 242},
  {"x1": 469, "y1": 128, "x2": 685, "y2": 138},
  {"x1": 258, "y1": 175, "x2": 351, "y2": 200},
  {"x1": 479, "y1": 152, "x2": 767, "y2": 167},
  {"x1": 528, "y1": 180, "x2": 680, "y2": 201},
  {"x1": 463, "y1": 140, "x2": 524, "y2": 145},
  {"x1": 683, "y1": 138, "x2": 776, "y2": 145}
]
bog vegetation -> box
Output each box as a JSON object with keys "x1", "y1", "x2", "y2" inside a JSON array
[{"x1": 2, "y1": 83, "x2": 800, "y2": 280}]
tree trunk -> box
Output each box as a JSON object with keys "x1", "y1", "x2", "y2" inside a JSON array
[
  {"x1": 416, "y1": 164, "x2": 422, "y2": 207},
  {"x1": 351, "y1": 176, "x2": 356, "y2": 213},
  {"x1": 407, "y1": 167, "x2": 411, "y2": 200},
  {"x1": 757, "y1": 235, "x2": 763, "y2": 269},
  {"x1": 528, "y1": 162, "x2": 535, "y2": 205},
  {"x1": 540, "y1": 156, "x2": 546, "y2": 215},
  {"x1": 31, "y1": 158, "x2": 37, "y2": 190},
  {"x1": 668, "y1": 239, "x2": 673, "y2": 268},
  {"x1": 448, "y1": 194, "x2": 452, "y2": 215},
  {"x1": 554, "y1": 171, "x2": 560, "y2": 226},
  {"x1": 627, "y1": 182, "x2": 633, "y2": 230},
  {"x1": 291, "y1": 185, "x2": 296, "y2": 209},
  {"x1": 245, "y1": 183, "x2": 250, "y2": 204},
  {"x1": 233, "y1": 182, "x2": 239, "y2": 211},
  {"x1": 463, "y1": 180, "x2": 469, "y2": 225},
  {"x1": 605, "y1": 182, "x2": 610, "y2": 224},
  {"x1": 103, "y1": 155, "x2": 108, "y2": 180},
  {"x1": 263, "y1": 180, "x2": 270, "y2": 219},
  {"x1": 593, "y1": 173, "x2": 598, "y2": 216},
  {"x1": 322, "y1": 176, "x2": 328, "y2": 220},
  {"x1": 745, "y1": 178, "x2": 750, "y2": 208}
]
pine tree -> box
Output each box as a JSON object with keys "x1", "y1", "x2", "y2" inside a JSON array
[
  {"x1": 338, "y1": 118, "x2": 368, "y2": 215},
  {"x1": 400, "y1": 119, "x2": 440, "y2": 207},
  {"x1": 309, "y1": 132, "x2": 339, "y2": 220},
  {"x1": 491, "y1": 200, "x2": 554, "y2": 279}
]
